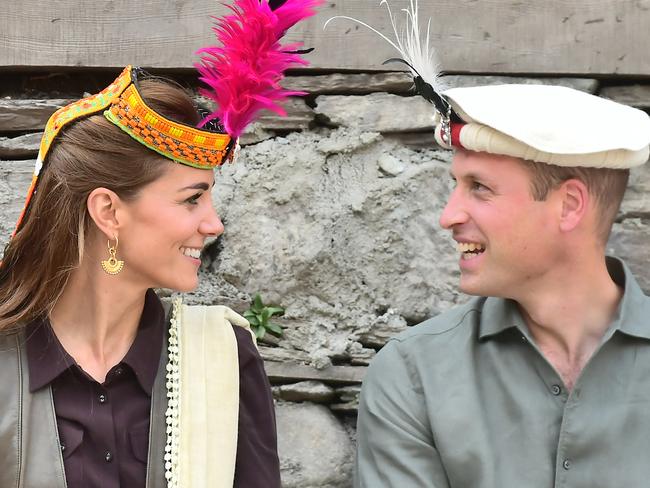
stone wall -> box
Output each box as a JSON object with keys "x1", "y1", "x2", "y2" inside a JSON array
[{"x1": 1, "y1": 71, "x2": 649, "y2": 487}]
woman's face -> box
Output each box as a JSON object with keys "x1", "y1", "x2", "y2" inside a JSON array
[{"x1": 117, "y1": 162, "x2": 224, "y2": 292}]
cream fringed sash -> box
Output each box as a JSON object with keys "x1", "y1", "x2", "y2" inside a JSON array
[{"x1": 164, "y1": 298, "x2": 256, "y2": 488}]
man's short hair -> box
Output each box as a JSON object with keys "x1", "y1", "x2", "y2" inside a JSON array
[{"x1": 522, "y1": 160, "x2": 630, "y2": 243}]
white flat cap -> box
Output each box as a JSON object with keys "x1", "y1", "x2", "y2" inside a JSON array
[{"x1": 433, "y1": 84, "x2": 650, "y2": 168}]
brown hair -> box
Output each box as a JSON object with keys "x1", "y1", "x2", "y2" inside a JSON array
[
  {"x1": 0, "y1": 77, "x2": 200, "y2": 331},
  {"x1": 523, "y1": 160, "x2": 629, "y2": 243}
]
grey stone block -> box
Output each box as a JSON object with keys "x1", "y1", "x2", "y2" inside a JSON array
[
  {"x1": 277, "y1": 402, "x2": 354, "y2": 488},
  {"x1": 600, "y1": 84, "x2": 650, "y2": 109},
  {"x1": 275, "y1": 381, "x2": 336, "y2": 403},
  {"x1": 315, "y1": 93, "x2": 435, "y2": 132},
  {"x1": 0, "y1": 160, "x2": 35, "y2": 250}
]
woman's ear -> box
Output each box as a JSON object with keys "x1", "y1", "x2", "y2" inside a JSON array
[
  {"x1": 86, "y1": 188, "x2": 123, "y2": 239},
  {"x1": 558, "y1": 178, "x2": 589, "y2": 233}
]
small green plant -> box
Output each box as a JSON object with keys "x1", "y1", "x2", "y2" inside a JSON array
[{"x1": 243, "y1": 293, "x2": 285, "y2": 340}]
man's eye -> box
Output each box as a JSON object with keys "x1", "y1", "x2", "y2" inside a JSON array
[{"x1": 471, "y1": 181, "x2": 489, "y2": 192}]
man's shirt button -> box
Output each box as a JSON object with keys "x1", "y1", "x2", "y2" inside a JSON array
[
  {"x1": 551, "y1": 384, "x2": 562, "y2": 396},
  {"x1": 563, "y1": 459, "x2": 571, "y2": 470},
  {"x1": 105, "y1": 451, "x2": 113, "y2": 462}
]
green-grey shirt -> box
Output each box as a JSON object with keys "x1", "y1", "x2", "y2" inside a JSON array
[{"x1": 355, "y1": 258, "x2": 650, "y2": 487}]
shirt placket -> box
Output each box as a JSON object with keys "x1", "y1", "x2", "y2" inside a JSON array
[
  {"x1": 95, "y1": 368, "x2": 121, "y2": 488},
  {"x1": 518, "y1": 330, "x2": 576, "y2": 487},
  {"x1": 553, "y1": 388, "x2": 577, "y2": 487},
  {"x1": 520, "y1": 326, "x2": 626, "y2": 488}
]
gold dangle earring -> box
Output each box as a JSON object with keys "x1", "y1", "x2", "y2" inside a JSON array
[{"x1": 101, "y1": 236, "x2": 124, "y2": 275}]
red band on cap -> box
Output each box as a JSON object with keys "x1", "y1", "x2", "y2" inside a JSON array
[{"x1": 451, "y1": 122, "x2": 465, "y2": 148}]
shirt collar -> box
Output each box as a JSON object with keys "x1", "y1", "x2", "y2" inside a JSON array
[
  {"x1": 25, "y1": 318, "x2": 75, "y2": 392},
  {"x1": 478, "y1": 256, "x2": 650, "y2": 341},
  {"x1": 477, "y1": 296, "x2": 526, "y2": 341},
  {"x1": 26, "y1": 288, "x2": 165, "y2": 394},
  {"x1": 606, "y1": 257, "x2": 650, "y2": 340},
  {"x1": 121, "y1": 288, "x2": 165, "y2": 395}
]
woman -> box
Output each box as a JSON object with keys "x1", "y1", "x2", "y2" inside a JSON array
[{"x1": 0, "y1": 1, "x2": 321, "y2": 486}]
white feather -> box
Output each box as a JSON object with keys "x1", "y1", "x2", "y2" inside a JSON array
[{"x1": 324, "y1": 0, "x2": 444, "y2": 91}]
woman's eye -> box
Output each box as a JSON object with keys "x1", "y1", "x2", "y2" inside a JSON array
[{"x1": 186, "y1": 193, "x2": 202, "y2": 205}]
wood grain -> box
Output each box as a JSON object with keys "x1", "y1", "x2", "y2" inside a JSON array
[{"x1": 1, "y1": 0, "x2": 648, "y2": 75}]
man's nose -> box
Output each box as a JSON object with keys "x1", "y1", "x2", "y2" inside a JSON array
[{"x1": 439, "y1": 188, "x2": 469, "y2": 230}]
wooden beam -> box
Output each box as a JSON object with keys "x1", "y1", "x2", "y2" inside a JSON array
[
  {"x1": 284, "y1": 72, "x2": 414, "y2": 95},
  {"x1": 0, "y1": 96, "x2": 313, "y2": 134},
  {"x1": 286, "y1": 73, "x2": 598, "y2": 95},
  {"x1": 264, "y1": 361, "x2": 366, "y2": 385},
  {"x1": 1, "y1": 1, "x2": 649, "y2": 75},
  {"x1": 0, "y1": 99, "x2": 72, "y2": 132},
  {"x1": 0, "y1": 133, "x2": 41, "y2": 159}
]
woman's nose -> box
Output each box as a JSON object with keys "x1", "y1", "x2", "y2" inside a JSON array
[{"x1": 201, "y1": 205, "x2": 225, "y2": 237}]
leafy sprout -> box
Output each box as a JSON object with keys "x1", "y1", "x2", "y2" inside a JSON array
[{"x1": 243, "y1": 293, "x2": 285, "y2": 340}]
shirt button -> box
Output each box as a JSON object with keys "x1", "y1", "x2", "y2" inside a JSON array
[
  {"x1": 105, "y1": 451, "x2": 113, "y2": 463},
  {"x1": 115, "y1": 367, "x2": 123, "y2": 376},
  {"x1": 61, "y1": 443, "x2": 66, "y2": 453},
  {"x1": 98, "y1": 393, "x2": 107, "y2": 404},
  {"x1": 563, "y1": 459, "x2": 571, "y2": 470},
  {"x1": 551, "y1": 384, "x2": 562, "y2": 396}
]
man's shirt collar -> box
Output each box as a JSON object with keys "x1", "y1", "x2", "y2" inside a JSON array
[{"x1": 477, "y1": 257, "x2": 650, "y2": 341}]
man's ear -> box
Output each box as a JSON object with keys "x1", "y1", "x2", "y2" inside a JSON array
[
  {"x1": 86, "y1": 188, "x2": 124, "y2": 239},
  {"x1": 558, "y1": 179, "x2": 589, "y2": 233}
]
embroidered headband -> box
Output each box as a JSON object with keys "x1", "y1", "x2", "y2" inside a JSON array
[
  {"x1": 12, "y1": 66, "x2": 236, "y2": 236},
  {"x1": 13, "y1": 0, "x2": 323, "y2": 237},
  {"x1": 326, "y1": 1, "x2": 650, "y2": 169}
]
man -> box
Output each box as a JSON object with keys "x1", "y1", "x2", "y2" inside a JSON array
[{"x1": 355, "y1": 83, "x2": 650, "y2": 487}]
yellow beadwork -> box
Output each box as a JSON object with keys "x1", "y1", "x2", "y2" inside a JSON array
[
  {"x1": 38, "y1": 66, "x2": 133, "y2": 165},
  {"x1": 104, "y1": 83, "x2": 232, "y2": 169},
  {"x1": 37, "y1": 66, "x2": 233, "y2": 171}
]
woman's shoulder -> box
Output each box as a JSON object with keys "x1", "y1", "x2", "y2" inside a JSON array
[
  {"x1": 0, "y1": 327, "x2": 24, "y2": 352},
  {"x1": 231, "y1": 322, "x2": 259, "y2": 365},
  {"x1": 164, "y1": 299, "x2": 260, "y2": 368}
]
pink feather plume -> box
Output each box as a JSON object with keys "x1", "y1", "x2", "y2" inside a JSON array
[{"x1": 196, "y1": 0, "x2": 323, "y2": 138}]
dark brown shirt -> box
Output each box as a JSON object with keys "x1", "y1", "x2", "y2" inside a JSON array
[
  {"x1": 26, "y1": 290, "x2": 281, "y2": 488},
  {"x1": 26, "y1": 289, "x2": 163, "y2": 487}
]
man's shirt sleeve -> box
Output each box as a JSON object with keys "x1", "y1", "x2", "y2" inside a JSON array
[{"x1": 354, "y1": 339, "x2": 450, "y2": 488}]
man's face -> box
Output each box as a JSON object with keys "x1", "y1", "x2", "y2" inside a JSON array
[{"x1": 439, "y1": 150, "x2": 560, "y2": 298}]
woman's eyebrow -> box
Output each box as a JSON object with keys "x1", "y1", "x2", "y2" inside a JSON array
[{"x1": 178, "y1": 182, "x2": 211, "y2": 192}]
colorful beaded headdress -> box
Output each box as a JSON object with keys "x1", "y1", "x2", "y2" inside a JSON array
[{"x1": 13, "y1": 0, "x2": 322, "y2": 236}]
